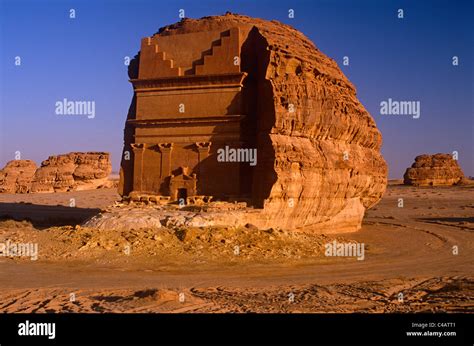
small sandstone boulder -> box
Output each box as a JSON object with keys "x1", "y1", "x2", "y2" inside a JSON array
[
  {"x1": 403, "y1": 153, "x2": 465, "y2": 186},
  {"x1": 0, "y1": 160, "x2": 37, "y2": 193}
]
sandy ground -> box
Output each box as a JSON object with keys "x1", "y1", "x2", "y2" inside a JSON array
[{"x1": 0, "y1": 182, "x2": 472, "y2": 313}]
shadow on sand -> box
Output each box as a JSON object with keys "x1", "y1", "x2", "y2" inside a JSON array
[
  {"x1": 418, "y1": 216, "x2": 474, "y2": 223},
  {"x1": 0, "y1": 202, "x2": 101, "y2": 229}
]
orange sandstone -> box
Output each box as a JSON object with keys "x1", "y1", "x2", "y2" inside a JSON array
[{"x1": 119, "y1": 14, "x2": 387, "y2": 232}]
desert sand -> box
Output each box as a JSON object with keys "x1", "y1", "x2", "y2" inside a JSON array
[{"x1": 0, "y1": 181, "x2": 472, "y2": 313}]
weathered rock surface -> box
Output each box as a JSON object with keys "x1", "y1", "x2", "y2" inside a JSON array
[
  {"x1": 31, "y1": 152, "x2": 112, "y2": 193},
  {"x1": 0, "y1": 160, "x2": 37, "y2": 193},
  {"x1": 83, "y1": 204, "x2": 249, "y2": 231},
  {"x1": 0, "y1": 153, "x2": 112, "y2": 193},
  {"x1": 121, "y1": 14, "x2": 387, "y2": 232},
  {"x1": 404, "y1": 154, "x2": 465, "y2": 186}
]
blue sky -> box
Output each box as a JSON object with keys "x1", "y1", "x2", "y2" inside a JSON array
[{"x1": 0, "y1": 0, "x2": 472, "y2": 178}]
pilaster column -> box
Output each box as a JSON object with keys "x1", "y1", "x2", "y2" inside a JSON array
[
  {"x1": 158, "y1": 143, "x2": 173, "y2": 178},
  {"x1": 195, "y1": 142, "x2": 211, "y2": 162},
  {"x1": 195, "y1": 142, "x2": 211, "y2": 194},
  {"x1": 131, "y1": 143, "x2": 146, "y2": 192}
]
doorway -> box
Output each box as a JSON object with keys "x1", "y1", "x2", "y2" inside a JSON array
[{"x1": 177, "y1": 188, "x2": 188, "y2": 204}]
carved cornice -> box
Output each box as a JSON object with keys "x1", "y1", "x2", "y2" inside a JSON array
[
  {"x1": 131, "y1": 72, "x2": 247, "y2": 92},
  {"x1": 127, "y1": 115, "x2": 245, "y2": 128}
]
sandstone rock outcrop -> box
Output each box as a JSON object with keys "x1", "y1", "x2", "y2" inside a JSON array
[
  {"x1": 120, "y1": 13, "x2": 387, "y2": 232},
  {"x1": 31, "y1": 152, "x2": 112, "y2": 192},
  {"x1": 0, "y1": 160, "x2": 37, "y2": 193},
  {"x1": 404, "y1": 154, "x2": 465, "y2": 186},
  {"x1": 0, "y1": 152, "x2": 112, "y2": 193}
]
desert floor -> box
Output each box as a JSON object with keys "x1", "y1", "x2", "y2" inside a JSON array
[{"x1": 0, "y1": 182, "x2": 472, "y2": 313}]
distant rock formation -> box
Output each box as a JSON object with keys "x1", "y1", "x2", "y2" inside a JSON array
[
  {"x1": 119, "y1": 14, "x2": 387, "y2": 232},
  {"x1": 0, "y1": 152, "x2": 112, "y2": 193},
  {"x1": 0, "y1": 160, "x2": 37, "y2": 193},
  {"x1": 404, "y1": 154, "x2": 465, "y2": 186}
]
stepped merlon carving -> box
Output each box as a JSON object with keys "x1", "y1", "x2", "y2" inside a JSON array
[{"x1": 138, "y1": 27, "x2": 240, "y2": 79}]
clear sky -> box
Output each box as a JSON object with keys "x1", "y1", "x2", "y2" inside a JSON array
[{"x1": 0, "y1": 0, "x2": 472, "y2": 178}]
